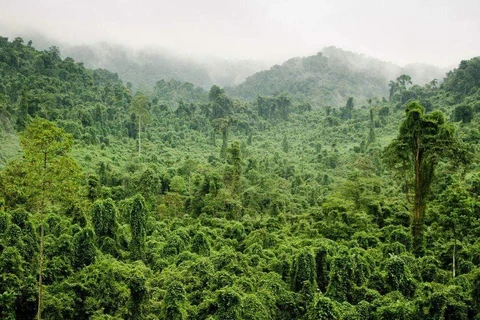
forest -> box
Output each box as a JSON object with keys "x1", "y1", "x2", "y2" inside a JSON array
[{"x1": 0, "y1": 36, "x2": 480, "y2": 320}]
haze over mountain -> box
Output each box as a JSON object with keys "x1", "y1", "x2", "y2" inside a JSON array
[
  {"x1": 227, "y1": 46, "x2": 449, "y2": 106},
  {"x1": 61, "y1": 42, "x2": 449, "y2": 101},
  {"x1": 0, "y1": 31, "x2": 269, "y2": 90},
  {"x1": 1, "y1": 29, "x2": 449, "y2": 105}
]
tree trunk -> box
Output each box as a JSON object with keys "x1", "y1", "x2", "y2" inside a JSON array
[
  {"x1": 412, "y1": 201, "x2": 425, "y2": 256},
  {"x1": 220, "y1": 128, "x2": 228, "y2": 160},
  {"x1": 412, "y1": 143, "x2": 425, "y2": 256},
  {"x1": 138, "y1": 119, "x2": 141, "y2": 158},
  {"x1": 37, "y1": 152, "x2": 47, "y2": 320},
  {"x1": 37, "y1": 211, "x2": 44, "y2": 320},
  {"x1": 453, "y1": 225, "x2": 456, "y2": 278}
]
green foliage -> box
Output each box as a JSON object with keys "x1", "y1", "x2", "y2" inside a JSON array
[
  {"x1": 192, "y1": 232, "x2": 211, "y2": 256},
  {"x1": 216, "y1": 287, "x2": 242, "y2": 319},
  {"x1": 443, "y1": 57, "x2": 480, "y2": 102},
  {"x1": 472, "y1": 269, "x2": 480, "y2": 315},
  {"x1": 162, "y1": 281, "x2": 187, "y2": 320},
  {"x1": 374, "y1": 292, "x2": 414, "y2": 320},
  {"x1": 1, "y1": 36, "x2": 480, "y2": 319},
  {"x1": 414, "y1": 283, "x2": 469, "y2": 320},
  {"x1": 134, "y1": 168, "x2": 161, "y2": 199},
  {"x1": 170, "y1": 175, "x2": 187, "y2": 194},
  {"x1": 326, "y1": 250, "x2": 355, "y2": 302},
  {"x1": 92, "y1": 199, "x2": 118, "y2": 239},
  {"x1": 453, "y1": 104, "x2": 474, "y2": 123},
  {"x1": 73, "y1": 228, "x2": 96, "y2": 269},
  {"x1": 384, "y1": 255, "x2": 416, "y2": 297},
  {"x1": 307, "y1": 294, "x2": 339, "y2": 320},
  {"x1": 19, "y1": 118, "x2": 80, "y2": 210}
]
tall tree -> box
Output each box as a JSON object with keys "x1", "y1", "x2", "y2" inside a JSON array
[
  {"x1": 209, "y1": 85, "x2": 232, "y2": 119},
  {"x1": 130, "y1": 94, "x2": 151, "y2": 158},
  {"x1": 396, "y1": 74, "x2": 412, "y2": 89},
  {"x1": 341, "y1": 97, "x2": 354, "y2": 119},
  {"x1": 368, "y1": 109, "x2": 375, "y2": 145},
  {"x1": 389, "y1": 80, "x2": 400, "y2": 100},
  {"x1": 384, "y1": 102, "x2": 470, "y2": 255},
  {"x1": 20, "y1": 118, "x2": 79, "y2": 320}
]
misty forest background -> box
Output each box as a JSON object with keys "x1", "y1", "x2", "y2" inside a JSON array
[{"x1": 0, "y1": 35, "x2": 480, "y2": 319}]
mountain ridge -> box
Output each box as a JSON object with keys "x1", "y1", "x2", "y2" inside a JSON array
[{"x1": 227, "y1": 46, "x2": 449, "y2": 106}]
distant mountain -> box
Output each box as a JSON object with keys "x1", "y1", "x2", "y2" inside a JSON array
[
  {"x1": 227, "y1": 47, "x2": 447, "y2": 107},
  {"x1": 2, "y1": 31, "x2": 268, "y2": 91}
]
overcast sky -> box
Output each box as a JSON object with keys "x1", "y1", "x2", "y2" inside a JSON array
[{"x1": 1, "y1": 0, "x2": 479, "y2": 66}]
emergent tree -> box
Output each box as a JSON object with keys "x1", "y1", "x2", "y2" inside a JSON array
[
  {"x1": 383, "y1": 101, "x2": 469, "y2": 256},
  {"x1": 20, "y1": 118, "x2": 80, "y2": 320},
  {"x1": 130, "y1": 94, "x2": 151, "y2": 158}
]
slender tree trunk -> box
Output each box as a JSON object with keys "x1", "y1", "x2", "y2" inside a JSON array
[
  {"x1": 138, "y1": 119, "x2": 141, "y2": 158},
  {"x1": 37, "y1": 152, "x2": 47, "y2": 320},
  {"x1": 212, "y1": 130, "x2": 216, "y2": 146},
  {"x1": 37, "y1": 211, "x2": 44, "y2": 320},
  {"x1": 453, "y1": 225, "x2": 456, "y2": 278},
  {"x1": 220, "y1": 128, "x2": 228, "y2": 160}
]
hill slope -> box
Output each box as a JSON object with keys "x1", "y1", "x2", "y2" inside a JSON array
[{"x1": 227, "y1": 47, "x2": 447, "y2": 107}]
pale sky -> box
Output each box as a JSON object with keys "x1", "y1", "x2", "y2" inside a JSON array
[{"x1": 1, "y1": 0, "x2": 479, "y2": 66}]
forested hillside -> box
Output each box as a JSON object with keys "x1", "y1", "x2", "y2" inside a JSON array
[
  {"x1": 227, "y1": 47, "x2": 447, "y2": 107},
  {"x1": 1, "y1": 36, "x2": 480, "y2": 320},
  {"x1": 7, "y1": 32, "x2": 269, "y2": 90}
]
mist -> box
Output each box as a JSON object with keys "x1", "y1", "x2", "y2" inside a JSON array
[{"x1": 1, "y1": 0, "x2": 479, "y2": 68}]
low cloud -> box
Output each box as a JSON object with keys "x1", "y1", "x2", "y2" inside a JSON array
[{"x1": 1, "y1": 0, "x2": 479, "y2": 67}]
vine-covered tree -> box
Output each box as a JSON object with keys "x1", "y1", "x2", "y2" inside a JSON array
[
  {"x1": 384, "y1": 101, "x2": 470, "y2": 255},
  {"x1": 72, "y1": 228, "x2": 96, "y2": 269},
  {"x1": 129, "y1": 194, "x2": 147, "y2": 261},
  {"x1": 291, "y1": 250, "x2": 316, "y2": 293}
]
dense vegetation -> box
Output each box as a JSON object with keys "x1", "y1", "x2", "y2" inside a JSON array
[{"x1": 1, "y1": 36, "x2": 480, "y2": 320}]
